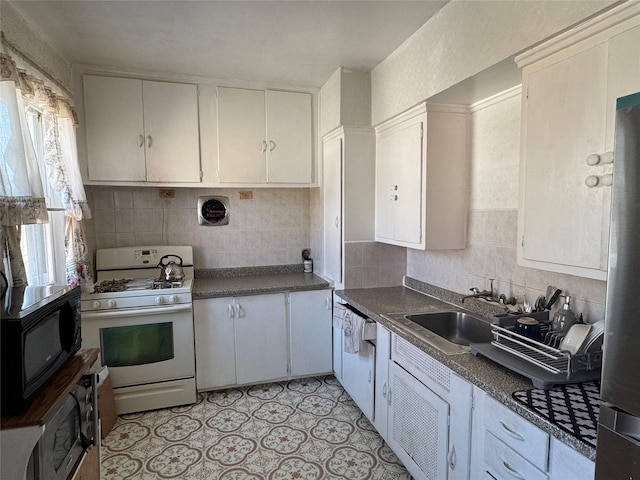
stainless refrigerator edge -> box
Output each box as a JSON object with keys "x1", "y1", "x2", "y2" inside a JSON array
[{"x1": 596, "y1": 91, "x2": 640, "y2": 479}]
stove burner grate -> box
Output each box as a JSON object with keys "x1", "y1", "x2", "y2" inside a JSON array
[
  {"x1": 151, "y1": 279, "x2": 185, "y2": 290},
  {"x1": 94, "y1": 279, "x2": 133, "y2": 293}
]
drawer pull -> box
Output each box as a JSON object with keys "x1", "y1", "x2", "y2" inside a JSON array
[
  {"x1": 499, "y1": 420, "x2": 525, "y2": 441},
  {"x1": 500, "y1": 459, "x2": 525, "y2": 480}
]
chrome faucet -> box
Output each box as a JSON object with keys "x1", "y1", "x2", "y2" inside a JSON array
[{"x1": 460, "y1": 279, "x2": 494, "y2": 303}]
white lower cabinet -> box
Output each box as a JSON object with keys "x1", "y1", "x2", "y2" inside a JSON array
[
  {"x1": 194, "y1": 297, "x2": 237, "y2": 389},
  {"x1": 234, "y1": 294, "x2": 288, "y2": 385},
  {"x1": 388, "y1": 334, "x2": 472, "y2": 480},
  {"x1": 373, "y1": 323, "x2": 391, "y2": 441},
  {"x1": 289, "y1": 289, "x2": 332, "y2": 377},
  {"x1": 471, "y1": 386, "x2": 594, "y2": 480},
  {"x1": 194, "y1": 293, "x2": 286, "y2": 389},
  {"x1": 548, "y1": 438, "x2": 595, "y2": 480},
  {"x1": 194, "y1": 289, "x2": 332, "y2": 391}
]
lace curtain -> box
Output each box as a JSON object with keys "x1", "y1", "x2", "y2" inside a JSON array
[{"x1": 0, "y1": 53, "x2": 93, "y2": 290}]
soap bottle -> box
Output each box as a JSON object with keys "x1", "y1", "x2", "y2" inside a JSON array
[{"x1": 552, "y1": 295, "x2": 577, "y2": 332}]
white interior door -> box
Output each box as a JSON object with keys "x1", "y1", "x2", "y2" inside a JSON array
[
  {"x1": 323, "y1": 134, "x2": 343, "y2": 283},
  {"x1": 234, "y1": 293, "x2": 287, "y2": 384},
  {"x1": 143, "y1": 80, "x2": 201, "y2": 183},
  {"x1": 266, "y1": 90, "x2": 312, "y2": 183},
  {"x1": 83, "y1": 75, "x2": 146, "y2": 181},
  {"x1": 217, "y1": 87, "x2": 266, "y2": 183}
]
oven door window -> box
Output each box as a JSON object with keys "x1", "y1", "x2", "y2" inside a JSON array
[
  {"x1": 100, "y1": 322, "x2": 174, "y2": 367},
  {"x1": 53, "y1": 404, "x2": 81, "y2": 471}
]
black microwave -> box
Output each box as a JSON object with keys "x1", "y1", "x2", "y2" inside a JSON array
[
  {"x1": 26, "y1": 372, "x2": 98, "y2": 480},
  {"x1": 1, "y1": 284, "x2": 82, "y2": 416}
]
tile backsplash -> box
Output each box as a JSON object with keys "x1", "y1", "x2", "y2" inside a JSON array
[{"x1": 84, "y1": 186, "x2": 311, "y2": 269}]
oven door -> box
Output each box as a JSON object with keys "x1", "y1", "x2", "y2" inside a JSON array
[{"x1": 81, "y1": 304, "x2": 195, "y2": 388}]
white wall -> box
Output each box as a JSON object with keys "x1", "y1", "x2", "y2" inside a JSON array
[
  {"x1": 371, "y1": 0, "x2": 615, "y2": 124},
  {"x1": 1, "y1": 1, "x2": 73, "y2": 92},
  {"x1": 84, "y1": 186, "x2": 312, "y2": 269}
]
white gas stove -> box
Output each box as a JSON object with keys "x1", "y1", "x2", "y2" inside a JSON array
[{"x1": 81, "y1": 246, "x2": 196, "y2": 414}]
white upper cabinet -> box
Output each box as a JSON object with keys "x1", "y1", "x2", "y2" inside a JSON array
[
  {"x1": 516, "y1": 3, "x2": 640, "y2": 280},
  {"x1": 375, "y1": 103, "x2": 469, "y2": 250},
  {"x1": 216, "y1": 87, "x2": 313, "y2": 185},
  {"x1": 83, "y1": 75, "x2": 201, "y2": 184}
]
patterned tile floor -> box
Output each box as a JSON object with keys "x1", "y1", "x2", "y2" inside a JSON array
[{"x1": 101, "y1": 375, "x2": 412, "y2": 479}]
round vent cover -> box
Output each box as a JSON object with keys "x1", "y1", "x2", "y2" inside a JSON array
[{"x1": 198, "y1": 196, "x2": 229, "y2": 226}]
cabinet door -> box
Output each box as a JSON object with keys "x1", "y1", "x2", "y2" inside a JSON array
[
  {"x1": 193, "y1": 298, "x2": 236, "y2": 390},
  {"x1": 323, "y1": 133, "x2": 343, "y2": 284},
  {"x1": 266, "y1": 90, "x2": 312, "y2": 183},
  {"x1": 341, "y1": 339, "x2": 375, "y2": 422},
  {"x1": 217, "y1": 87, "x2": 266, "y2": 183},
  {"x1": 83, "y1": 75, "x2": 146, "y2": 181},
  {"x1": 519, "y1": 23, "x2": 640, "y2": 280},
  {"x1": 234, "y1": 293, "x2": 287, "y2": 385},
  {"x1": 392, "y1": 120, "x2": 423, "y2": 245},
  {"x1": 375, "y1": 115, "x2": 424, "y2": 247},
  {"x1": 143, "y1": 81, "x2": 201, "y2": 183},
  {"x1": 375, "y1": 128, "x2": 397, "y2": 242},
  {"x1": 289, "y1": 290, "x2": 332, "y2": 377},
  {"x1": 374, "y1": 323, "x2": 391, "y2": 441},
  {"x1": 388, "y1": 361, "x2": 449, "y2": 480},
  {"x1": 548, "y1": 437, "x2": 594, "y2": 480},
  {"x1": 521, "y1": 44, "x2": 608, "y2": 272}
]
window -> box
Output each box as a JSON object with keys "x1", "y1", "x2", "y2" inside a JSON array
[{"x1": 20, "y1": 109, "x2": 66, "y2": 286}]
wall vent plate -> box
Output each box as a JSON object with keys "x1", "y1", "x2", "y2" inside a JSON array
[{"x1": 198, "y1": 196, "x2": 229, "y2": 226}]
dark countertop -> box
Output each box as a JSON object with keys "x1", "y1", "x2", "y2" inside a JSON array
[
  {"x1": 193, "y1": 265, "x2": 331, "y2": 299},
  {"x1": 335, "y1": 282, "x2": 597, "y2": 460}
]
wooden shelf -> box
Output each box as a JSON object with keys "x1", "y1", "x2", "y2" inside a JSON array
[{"x1": 1, "y1": 348, "x2": 99, "y2": 430}]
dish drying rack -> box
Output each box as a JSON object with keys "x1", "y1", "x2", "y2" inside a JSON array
[
  {"x1": 491, "y1": 324, "x2": 602, "y2": 377},
  {"x1": 470, "y1": 312, "x2": 602, "y2": 389}
]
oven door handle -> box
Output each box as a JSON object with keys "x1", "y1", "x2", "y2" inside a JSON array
[{"x1": 82, "y1": 304, "x2": 193, "y2": 319}]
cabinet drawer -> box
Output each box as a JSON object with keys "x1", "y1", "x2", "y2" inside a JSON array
[
  {"x1": 484, "y1": 395, "x2": 549, "y2": 471},
  {"x1": 485, "y1": 431, "x2": 548, "y2": 480}
]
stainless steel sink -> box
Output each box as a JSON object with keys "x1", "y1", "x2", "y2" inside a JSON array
[{"x1": 383, "y1": 309, "x2": 493, "y2": 355}]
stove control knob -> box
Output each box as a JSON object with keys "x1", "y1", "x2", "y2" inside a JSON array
[
  {"x1": 168, "y1": 295, "x2": 178, "y2": 304},
  {"x1": 92, "y1": 301, "x2": 101, "y2": 309},
  {"x1": 155, "y1": 296, "x2": 165, "y2": 305},
  {"x1": 106, "y1": 300, "x2": 117, "y2": 308}
]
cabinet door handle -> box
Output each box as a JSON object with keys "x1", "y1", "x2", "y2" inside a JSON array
[
  {"x1": 228, "y1": 303, "x2": 234, "y2": 319},
  {"x1": 585, "y1": 175, "x2": 599, "y2": 188},
  {"x1": 500, "y1": 459, "x2": 525, "y2": 480},
  {"x1": 382, "y1": 382, "x2": 387, "y2": 399},
  {"x1": 147, "y1": 135, "x2": 152, "y2": 148},
  {"x1": 139, "y1": 134, "x2": 144, "y2": 148},
  {"x1": 368, "y1": 370, "x2": 372, "y2": 383},
  {"x1": 235, "y1": 303, "x2": 242, "y2": 318},
  {"x1": 498, "y1": 420, "x2": 525, "y2": 441},
  {"x1": 335, "y1": 216, "x2": 340, "y2": 229},
  {"x1": 269, "y1": 140, "x2": 276, "y2": 152},
  {"x1": 448, "y1": 444, "x2": 456, "y2": 470},
  {"x1": 261, "y1": 140, "x2": 267, "y2": 153},
  {"x1": 390, "y1": 194, "x2": 398, "y2": 201},
  {"x1": 326, "y1": 297, "x2": 331, "y2": 310}
]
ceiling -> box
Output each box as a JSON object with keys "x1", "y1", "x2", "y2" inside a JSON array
[{"x1": 9, "y1": 0, "x2": 449, "y2": 88}]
